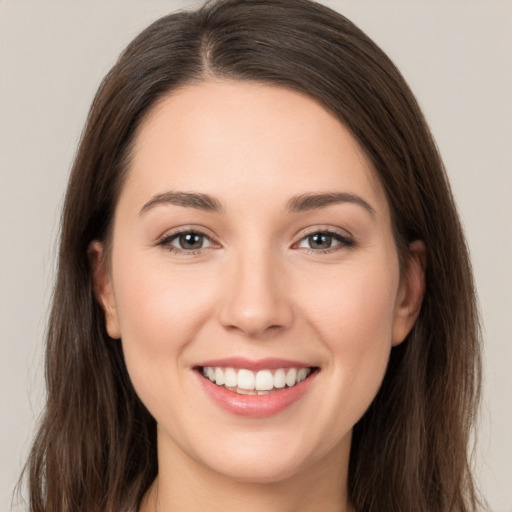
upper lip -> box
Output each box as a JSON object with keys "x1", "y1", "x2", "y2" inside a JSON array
[{"x1": 194, "y1": 357, "x2": 314, "y2": 371}]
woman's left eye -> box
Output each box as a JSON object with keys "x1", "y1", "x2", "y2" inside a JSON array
[
  {"x1": 159, "y1": 231, "x2": 213, "y2": 253},
  {"x1": 296, "y1": 231, "x2": 354, "y2": 252}
]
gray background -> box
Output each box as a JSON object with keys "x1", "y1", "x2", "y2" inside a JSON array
[{"x1": 1, "y1": 1, "x2": 511, "y2": 510}]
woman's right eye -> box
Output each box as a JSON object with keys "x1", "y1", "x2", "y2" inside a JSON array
[{"x1": 159, "y1": 230, "x2": 214, "y2": 254}]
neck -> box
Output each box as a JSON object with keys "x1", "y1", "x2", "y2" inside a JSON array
[{"x1": 139, "y1": 430, "x2": 353, "y2": 512}]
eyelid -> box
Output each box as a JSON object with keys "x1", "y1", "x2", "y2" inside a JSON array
[
  {"x1": 157, "y1": 225, "x2": 220, "y2": 255},
  {"x1": 294, "y1": 225, "x2": 354, "y2": 242},
  {"x1": 155, "y1": 225, "x2": 355, "y2": 256},
  {"x1": 292, "y1": 226, "x2": 356, "y2": 253}
]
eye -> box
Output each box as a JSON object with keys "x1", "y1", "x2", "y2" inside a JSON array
[
  {"x1": 296, "y1": 230, "x2": 355, "y2": 253},
  {"x1": 159, "y1": 230, "x2": 214, "y2": 253}
]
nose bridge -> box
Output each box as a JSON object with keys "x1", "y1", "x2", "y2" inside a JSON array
[{"x1": 218, "y1": 239, "x2": 293, "y2": 337}]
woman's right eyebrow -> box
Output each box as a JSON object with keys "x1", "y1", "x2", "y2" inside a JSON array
[{"x1": 140, "y1": 191, "x2": 224, "y2": 215}]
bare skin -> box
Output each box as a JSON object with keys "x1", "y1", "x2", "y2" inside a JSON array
[{"x1": 90, "y1": 80, "x2": 425, "y2": 512}]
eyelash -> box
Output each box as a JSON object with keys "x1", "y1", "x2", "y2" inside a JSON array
[
  {"x1": 157, "y1": 229, "x2": 215, "y2": 256},
  {"x1": 157, "y1": 228, "x2": 356, "y2": 256},
  {"x1": 294, "y1": 229, "x2": 356, "y2": 254}
]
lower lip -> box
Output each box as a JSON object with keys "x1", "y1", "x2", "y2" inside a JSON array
[{"x1": 195, "y1": 370, "x2": 317, "y2": 418}]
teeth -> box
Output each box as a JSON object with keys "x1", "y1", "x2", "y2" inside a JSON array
[
  {"x1": 215, "y1": 367, "x2": 224, "y2": 386},
  {"x1": 255, "y1": 370, "x2": 273, "y2": 391},
  {"x1": 274, "y1": 368, "x2": 286, "y2": 389},
  {"x1": 224, "y1": 367, "x2": 237, "y2": 387},
  {"x1": 285, "y1": 368, "x2": 297, "y2": 387},
  {"x1": 237, "y1": 369, "x2": 255, "y2": 390},
  {"x1": 297, "y1": 368, "x2": 308, "y2": 383},
  {"x1": 201, "y1": 366, "x2": 312, "y2": 393}
]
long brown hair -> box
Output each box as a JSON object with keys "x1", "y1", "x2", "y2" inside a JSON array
[{"x1": 21, "y1": 1, "x2": 483, "y2": 510}]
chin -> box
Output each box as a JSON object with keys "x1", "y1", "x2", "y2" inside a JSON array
[
  {"x1": 181, "y1": 426, "x2": 347, "y2": 486},
  {"x1": 205, "y1": 451, "x2": 311, "y2": 484}
]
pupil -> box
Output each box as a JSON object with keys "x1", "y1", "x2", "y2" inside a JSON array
[
  {"x1": 310, "y1": 233, "x2": 331, "y2": 249},
  {"x1": 180, "y1": 233, "x2": 202, "y2": 249}
]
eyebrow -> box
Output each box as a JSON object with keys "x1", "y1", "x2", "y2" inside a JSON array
[
  {"x1": 140, "y1": 190, "x2": 375, "y2": 217},
  {"x1": 286, "y1": 192, "x2": 375, "y2": 217},
  {"x1": 140, "y1": 191, "x2": 224, "y2": 215}
]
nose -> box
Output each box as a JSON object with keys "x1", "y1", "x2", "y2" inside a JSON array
[{"x1": 217, "y1": 248, "x2": 294, "y2": 339}]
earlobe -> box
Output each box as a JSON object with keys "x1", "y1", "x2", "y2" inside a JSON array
[
  {"x1": 392, "y1": 240, "x2": 426, "y2": 346},
  {"x1": 88, "y1": 240, "x2": 121, "y2": 339}
]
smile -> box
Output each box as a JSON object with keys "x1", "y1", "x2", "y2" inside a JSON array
[
  {"x1": 194, "y1": 358, "x2": 319, "y2": 417},
  {"x1": 200, "y1": 366, "x2": 312, "y2": 395}
]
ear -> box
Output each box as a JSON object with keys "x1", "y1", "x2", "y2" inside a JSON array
[
  {"x1": 392, "y1": 240, "x2": 426, "y2": 346},
  {"x1": 88, "y1": 240, "x2": 121, "y2": 339}
]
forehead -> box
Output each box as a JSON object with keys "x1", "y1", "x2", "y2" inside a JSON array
[{"x1": 121, "y1": 79, "x2": 389, "y2": 217}]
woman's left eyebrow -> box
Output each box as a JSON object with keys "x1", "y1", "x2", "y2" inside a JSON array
[{"x1": 286, "y1": 192, "x2": 375, "y2": 217}]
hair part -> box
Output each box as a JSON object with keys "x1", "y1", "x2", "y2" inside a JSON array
[{"x1": 21, "y1": 1, "x2": 483, "y2": 511}]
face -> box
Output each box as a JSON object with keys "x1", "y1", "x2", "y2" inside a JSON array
[{"x1": 92, "y1": 80, "x2": 424, "y2": 485}]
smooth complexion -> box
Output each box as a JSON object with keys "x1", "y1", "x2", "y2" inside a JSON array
[{"x1": 91, "y1": 80, "x2": 425, "y2": 512}]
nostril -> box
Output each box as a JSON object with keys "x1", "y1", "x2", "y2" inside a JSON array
[{"x1": 217, "y1": 271, "x2": 294, "y2": 337}]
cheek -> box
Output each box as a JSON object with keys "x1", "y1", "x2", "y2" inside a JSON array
[
  {"x1": 299, "y1": 256, "x2": 399, "y2": 415},
  {"x1": 113, "y1": 255, "x2": 214, "y2": 342},
  {"x1": 111, "y1": 257, "x2": 216, "y2": 406},
  {"x1": 303, "y1": 256, "x2": 399, "y2": 341}
]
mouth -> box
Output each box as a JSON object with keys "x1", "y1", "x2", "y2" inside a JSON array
[
  {"x1": 197, "y1": 365, "x2": 317, "y2": 396},
  {"x1": 193, "y1": 358, "x2": 319, "y2": 417}
]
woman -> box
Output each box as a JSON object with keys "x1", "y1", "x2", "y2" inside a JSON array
[{"x1": 22, "y1": 0, "x2": 483, "y2": 510}]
